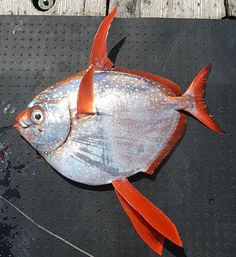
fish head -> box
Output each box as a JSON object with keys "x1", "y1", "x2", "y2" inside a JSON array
[{"x1": 13, "y1": 93, "x2": 71, "y2": 153}]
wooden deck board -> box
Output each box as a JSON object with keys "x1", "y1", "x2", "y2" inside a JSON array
[
  {"x1": 228, "y1": 0, "x2": 236, "y2": 17},
  {"x1": 110, "y1": 0, "x2": 226, "y2": 19},
  {"x1": 0, "y1": 0, "x2": 234, "y2": 18},
  {"x1": 0, "y1": 0, "x2": 106, "y2": 16}
]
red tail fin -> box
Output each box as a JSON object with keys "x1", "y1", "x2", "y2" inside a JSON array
[
  {"x1": 112, "y1": 179, "x2": 182, "y2": 255},
  {"x1": 183, "y1": 64, "x2": 224, "y2": 135}
]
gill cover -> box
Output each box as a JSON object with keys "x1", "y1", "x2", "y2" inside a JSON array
[{"x1": 19, "y1": 99, "x2": 71, "y2": 153}]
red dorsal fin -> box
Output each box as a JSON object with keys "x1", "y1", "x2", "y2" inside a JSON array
[
  {"x1": 89, "y1": 7, "x2": 117, "y2": 70},
  {"x1": 115, "y1": 189, "x2": 164, "y2": 255},
  {"x1": 113, "y1": 68, "x2": 181, "y2": 96},
  {"x1": 77, "y1": 65, "x2": 95, "y2": 117},
  {"x1": 112, "y1": 179, "x2": 183, "y2": 248}
]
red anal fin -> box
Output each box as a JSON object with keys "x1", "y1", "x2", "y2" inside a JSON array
[
  {"x1": 183, "y1": 64, "x2": 224, "y2": 135},
  {"x1": 112, "y1": 179, "x2": 183, "y2": 248},
  {"x1": 146, "y1": 113, "x2": 187, "y2": 175},
  {"x1": 77, "y1": 65, "x2": 95, "y2": 116},
  {"x1": 113, "y1": 68, "x2": 181, "y2": 96},
  {"x1": 115, "y1": 189, "x2": 164, "y2": 256},
  {"x1": 89, "y1": 7, "x2": 117, "y2": 70}
]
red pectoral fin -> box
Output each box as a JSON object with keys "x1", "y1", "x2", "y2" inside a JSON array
[
  {"x1": 112, "y1": 179, "x2": 183, "y2": 248},
  {"x1": 115, "y1": 189, "x2": 164, "y2": 256},
  {"x1": 89, "y1": 7, "x2": 117, "y2": 70},
  {"x1": 77, "y1": 65, "x2": 95, "y2": 116}
]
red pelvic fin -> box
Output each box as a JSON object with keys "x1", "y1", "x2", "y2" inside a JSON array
[
  {"x1": 89, "y1": 7, "x2": 117, "y2": 70},
  {"x1": 146, "y1": 113, "x2": 186, "y2": 175},
  {"x1": 183, "y1": 64, "x2": 224, "y2": 135},
  {"x1": 77, "y1": 65, "x2": 95, "y2": 116},
  {"x1": 112, "y1": 179, "x2": 183, "y2": 249},
  {"x1": 115, "y1": 189, "x2": 164, "y2": 256},
  {"x1": 113, "y1": 68, "x2": 181, "y2": 96}
]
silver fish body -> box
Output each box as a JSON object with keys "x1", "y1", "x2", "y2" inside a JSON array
[{"x1": 27, "y1": 70, "x2": 183, "y2": 185}]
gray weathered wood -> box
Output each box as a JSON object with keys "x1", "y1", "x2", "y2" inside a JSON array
[
  {"x1": 228, "y1": 0, "x2": 236, "y2": 16},
  {"x1": 85, "y1": 0, "x2": 107, "y2": 16},
  {"x1": 0, "y1": 0, "x2": 106, "y2": 16},
  {"x1": 110, "y1": 0, "x2": 226, "y2": 19},
  {"x1": 0, "y1": 0, "x2": 232, "y2": 18},
  {"x1": 109, "y1": 0, "x2": 141, "y2": 18}
]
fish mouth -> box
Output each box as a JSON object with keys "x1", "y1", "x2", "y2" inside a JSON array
[
  {"x1": 12, "y1": 117, "x2": 29, "y2": 129},
  {"x1": 13, "y1": 110, "x2": 31, "y2": 129},
  {"x1": 13, "y1": 120, "x2": 29, "y2": 129}
]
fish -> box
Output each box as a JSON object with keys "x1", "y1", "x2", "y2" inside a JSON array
[{"x1": 13, "y1": 7, "x2": 224, "y2": 256}]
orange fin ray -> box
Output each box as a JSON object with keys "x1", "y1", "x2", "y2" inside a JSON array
[
  {"x1": 113, "y1": 68, "x2": 181, "y2": 96},
  {"x1": 77, "y1": 65, "x2": 95, "y2": 116},
  {"x1": 183, "y1": 64, "x2": 224, "y2": 135},
  {"x1": 89, "y1": 7, "x2": 117, "y2": 70},
  {"x1": 115, "y1": 189, "x2": 165, "y2": 256},
  {"x1": 112, "y1": 179, "x2": 183, "y2": 248}
]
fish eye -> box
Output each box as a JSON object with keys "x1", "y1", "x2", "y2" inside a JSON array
[{"x1": 31, "y1": 109, "x2": 44, "y2": 124}]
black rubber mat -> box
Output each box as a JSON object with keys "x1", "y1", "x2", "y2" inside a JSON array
[{"x1": 0, "y1": 16, "x2": 235, "y2": 257}]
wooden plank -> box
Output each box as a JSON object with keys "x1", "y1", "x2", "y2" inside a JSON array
[
  {"x1": 109, "y1": 0, "x2": 141, "y2": 18},
  {"x1": 0, "y1": 0, "x2": 229, "y2": 18},
  {"x1": 161, "y1": 0, "x2": 197, "y2": 19},
  {"x1": 228, "y1": 0, "x2": 236, "y2": 17},
  {"x1": 199, "y1": 0, "x2": 226, "y2": 19},
  {"x1": 85, "y1": 0, "x2": 107, "y2": 16},
  {"x1": 109, "y1": 0, "x2": 226, "y2": 19},
  {"x1": 0, "y1": 0, "x2": 106, "y2": 16},
  {"x1": 140, "y1": 0, "x2": 164, "y2": 18}
]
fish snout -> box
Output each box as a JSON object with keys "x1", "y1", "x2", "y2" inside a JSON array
[{"x1": 13, "y1": 110, "x2": 31, "y2": 129}]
